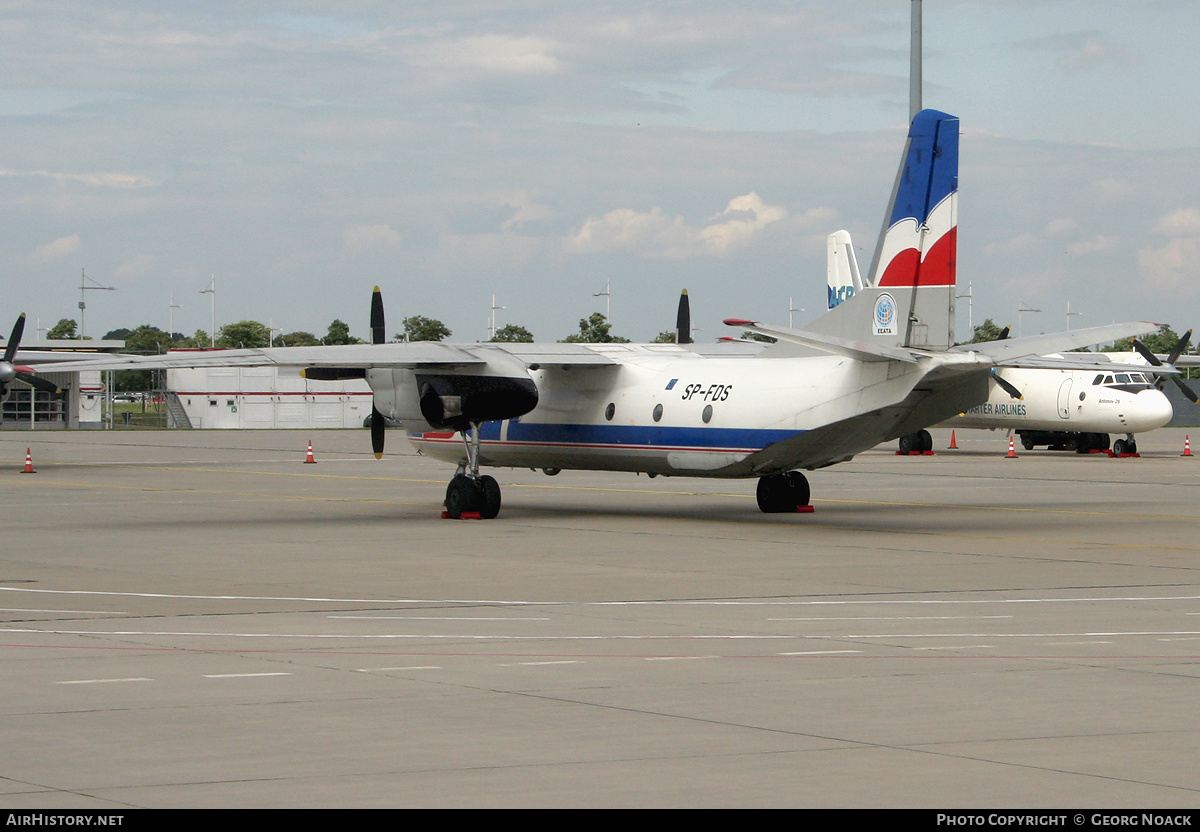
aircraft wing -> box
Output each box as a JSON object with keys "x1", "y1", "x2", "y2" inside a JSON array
[
  {"x1": 950, "y1": 321, "x2": 1159, "y2": 364},
  {"x1": 31, "y1": 341, "x2": 631, "y2": 374}
]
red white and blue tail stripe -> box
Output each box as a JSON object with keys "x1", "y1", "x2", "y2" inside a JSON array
[{"x1": 872, "y1": 109, "x2": 959, "y2": 289}]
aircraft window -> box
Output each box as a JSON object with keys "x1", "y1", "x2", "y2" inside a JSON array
[
  {"x1": 1103, "y1": 376, "x2": 1114, "y2": 384},
  {"x1": 1079, "y1": 392, "x2": 1086, "y2": 401},
  {"x1": 1115, "y1": 374, "x2": 1130, "y2": 383},
  {"x1": 1093, "y1": 375, "x2": 1104, "y2": 385},
  {"x1": 1131, "y1": 373, "x2": 1147, "y2": 383},
  {"x1": 702, "y1": 404, "x2": 713, "y2": 424},
  {"x1": 652, "y1": 403, "x2": 663, "y2": 422},
  {"x1": 604, "y1": 402, "x2": 615, "y2": 421}
]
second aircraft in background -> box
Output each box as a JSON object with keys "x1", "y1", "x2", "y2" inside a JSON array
[{"x1": 823, "y1": 230, "x2": 1182, "y2": 455}]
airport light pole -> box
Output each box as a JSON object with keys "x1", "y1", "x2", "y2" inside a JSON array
[
  {"x1": 1018, "y1": 302, "x2": 1041, "y2": 338},
  {"x1": 593, "y1": 280, "x2": 611, "y2": 321},
  {"x1": 1066, "y1": 302, "x2": 1083, "y2": 331},
  {"x1": 789, "y1": 298, "x2": 804, "y2": 328},
  {"x1": 199, "y1": 275, "x2": 215, "y2": 347},
  {"x1": 169, "y1": 294, "x2": 182, "y2": 344},
  {"x1": 957, "y1": 281, "x2": 973, "y2": 335},
  {"x1": 489, "y1": 294, "x2": 505, "y2": 340},
  {"x1": 78, "y1": 268, "x2": 115, "y2": 340}
]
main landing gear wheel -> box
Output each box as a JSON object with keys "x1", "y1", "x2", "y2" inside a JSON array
[
  {"x1": 756, "y1": 471, "x2": 810, "y2": 513},
  {"x1": 445, "y1": 474, "x2": 480, "y2": 519},
  {"x1": 444, "y1": 474, "x2": 503, "y2": 519},
  {"x1": 898, "y1": 430, "x2": 933, "y2": 453},
  {"x1": 443, "y1": 422, "x2": 504, "y2": 519},
  {"x1": 478, "y1": 475, "x2": 501, "y2": 519}
]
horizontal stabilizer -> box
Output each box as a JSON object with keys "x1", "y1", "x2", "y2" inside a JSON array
[{"x1": 724, "y1": 319, "x2": 921, "y2": 363}]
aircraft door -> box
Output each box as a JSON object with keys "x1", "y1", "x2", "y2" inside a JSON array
[{"x1": 1057, "y1": 378, "x2": 1072, "y2": 420}]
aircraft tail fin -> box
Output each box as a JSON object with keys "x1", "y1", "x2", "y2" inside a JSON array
[
  {"x1": 805, "y1": 109, "x2": 959, "y2": 351},
  {"x1": 826, "y1": 230, "x2": 863, "y2": 311}
]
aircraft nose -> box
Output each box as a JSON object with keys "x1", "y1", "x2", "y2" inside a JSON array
[{"x1": 1129, "y1": 389, "x2": 1173, "y2": 431}]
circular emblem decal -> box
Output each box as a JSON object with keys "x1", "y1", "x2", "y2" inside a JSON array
[{"x1": 873, "y1": 293, "x2": 898, "y2": 335}]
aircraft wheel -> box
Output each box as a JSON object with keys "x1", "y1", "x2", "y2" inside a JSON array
[
  {"x1": 898, "y1": 433, "x2": 916, "y2": 454},
  {"x1": 478, "y1": 475, "x2": 502, "y2": 519},
  {"x1": 1112, "y1": 439, "x2": 1129, "y2": 456},
  {"x1": 918, "y1": 429, "x2": 933, "y2": 452},
  {"x1": 445, "y1": 474, "x2": 479, "y2": 519},
  {"x1": 756, "y1": 473, "x2": 808, "y2": 513},
  {"x1": 756, "y1": 475, "x2": 790, "y2": 513},
  {"x1": 785, "y1": 471, "x2": 810, "y2": 507},
  {"x1": 1127, "y1": 440, "x2": 1137, "y2": 455}
]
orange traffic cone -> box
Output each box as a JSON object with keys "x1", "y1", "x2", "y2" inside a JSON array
[
  {"x1": 1005, "y1": 437, "x2": 1017, "y2": 459},
  {"x1": 948, "y1": 430, "x2": 958, "y2": 449},
  {"x1": 21, "y1": 448, "x2": 35, "y2": 474},
  {"x1": 304, "y1": 441, "x2": 316, "y2": 464},
  {"x1": 1184, "y1": 435, "x2": 1193, "y2": 457}
]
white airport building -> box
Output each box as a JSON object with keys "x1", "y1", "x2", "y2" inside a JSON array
[{"x1": 166, "y1": 363, "x2": 372, "y2": 429}]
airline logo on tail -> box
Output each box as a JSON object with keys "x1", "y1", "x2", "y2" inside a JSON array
[{"x1": 872, "y1": 110, "x2": 959, "y2": 289}]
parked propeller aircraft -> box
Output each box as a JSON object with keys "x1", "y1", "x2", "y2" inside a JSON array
[
  {"x1": 38, "y1": 109, "x2": 1169, "y2": 518},
  {"x1": 822, "y1": 231, "x2": 1183, "y2": 455}
]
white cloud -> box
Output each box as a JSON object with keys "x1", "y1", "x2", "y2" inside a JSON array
[
  {"x1": 1138, "y1": 207, "x2": 1200, "y2": 295},
  {"x1": 564, "y1": 192, "x2": 787, "y2": 259},
  {"x1": 983, "y1": 218, "x2": 1078, "y2": 256},
  {"x1": 501, "y1": 191, "x2": 553, "y2": 231},
  {"x1": 113, "y1": 254, "x2": 156, "y2": 281},
  {"x1": 0, "y1": 169, "x2": 159, "y2": 188},
  {"x1": 342, "y1": 224, "x2": 402, "y2": 254},
  {"x1": 1152, "y1": 207, "x2": 1200, "y2": 237},
  {"x1": 1138, "y1": 236, "x2": 1200, "y2": 295},
  {"x1": 411, "y1": 35, "x2": 563, "y2": 74},
  {"x1": 27, "y1": 234, "x2": 81, "y2": 265}
]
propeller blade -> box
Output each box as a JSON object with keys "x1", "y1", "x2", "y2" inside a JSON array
[
  {"x1": 675, "y1": 289, "x2": 692, "y2": 344},
  {"x1": 990, "y1": 369, "x2": 1023, "y2": 400},
  {"x1": 4, "y1": 314, "x2": 26, "y2": 364},
  {"x1": 997, "y1": 326, "x2": 1010, "y2": 341},
  {"x1": 370, "y1": 406, "x2": 385, "y2": 459},
  {"x1": 1167, "y1": 329, "x2": 1192, "y2": 365},
  {"x1": 370, "y1": 286, "x2": 386, "y2": 345},
  {"x1": 1173, "y1": 376, "x2": 1200, "y2": 404},
  {"x1": 16, "y1": 370, "x2": 60, "y2": 394},
  {"x1": 1131, "y1": 338, "x2": 1162, "y2": 367}
]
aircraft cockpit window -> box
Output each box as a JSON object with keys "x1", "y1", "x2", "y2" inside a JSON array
[
  {"x1": 1115, "y1": 374, "x2": 1130, "y2": 383},
  {"x1": 1103, "y1": 375, "x2": 1114, "y2": 384},
  {"x1": 1093, "y1": 374, "x2": 1104, "y2": 385}
]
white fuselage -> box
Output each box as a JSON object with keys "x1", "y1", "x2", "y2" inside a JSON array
[
  {"x1": 379, "y1": 346, "x2": 964, "y2": 478},
  {"x1": 945, "y1": 366, "x2": 1172, "y2": 434}
]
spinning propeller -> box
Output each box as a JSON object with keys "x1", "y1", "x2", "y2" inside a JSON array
[
  {"x1": 1131, "y1": 330, "x2": 1198, "y2": 403},
  {"x1": 0, "y1": 314, "x2": 61, "y2": 398}
]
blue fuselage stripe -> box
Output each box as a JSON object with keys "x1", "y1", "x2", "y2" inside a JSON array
[{"x1": 411, "y1": 422, "x2": 801, "y2": 451}]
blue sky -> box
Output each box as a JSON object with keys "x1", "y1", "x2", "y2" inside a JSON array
[{"x1": 3, "y1": 1, "x2": 1199, "y2": 344}]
